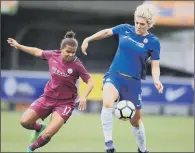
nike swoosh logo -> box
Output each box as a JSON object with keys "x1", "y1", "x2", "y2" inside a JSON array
[
  {"x1": 165, "y1": 87, "x2": 187, "y2": 102},
  {"x1": 125, "y1": 31, "x2": 130, "y2": 33}
]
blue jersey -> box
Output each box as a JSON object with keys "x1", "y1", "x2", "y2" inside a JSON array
[{"x1": 110, "y1": 24, "x2": 160, "y2": 80}]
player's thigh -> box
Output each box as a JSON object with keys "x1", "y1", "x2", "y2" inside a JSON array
[
  {"x1": 27, "y1": 96, "x2": 54, "y2": 120},
  {"x1": 53, "y1": 102, "x2": 75, "y2": 123},
  {"x1": 102, "y1": 82, "x2": 119, "y2": 107},
  {"x1": 43, "y1": 111, "x2": 65, "y2": 138},
  {"x1": 122, "y1": 78, "x2": 142, "y2": 109}
]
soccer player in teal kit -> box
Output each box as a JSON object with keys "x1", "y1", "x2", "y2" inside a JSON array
[
  {"x1": 81, "y1": 3, "x2": 163, "y2": 153},
  {"x1": 7, "y1": 31, "x2": 94, "y2": 152}
]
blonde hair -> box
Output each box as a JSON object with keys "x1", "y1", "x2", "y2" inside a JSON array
[{"x1": 134, "y1": 3, "x2": 159, "y2": 28}]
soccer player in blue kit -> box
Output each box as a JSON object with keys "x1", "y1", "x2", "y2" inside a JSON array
[{"x1": 81, "y1": 3, "x2": 163, "y2": 153}]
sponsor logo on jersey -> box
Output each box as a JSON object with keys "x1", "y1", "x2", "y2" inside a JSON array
[{"x1": 123, "y1": 36, "x2": 145, "y2": 48}]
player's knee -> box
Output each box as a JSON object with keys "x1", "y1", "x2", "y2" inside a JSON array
[
  {"x1": 130, "y1": 120, "x2": 140, "y2": 127},
  {"x1": 102, "y1": 83, "x2": 119, "y2": 108},
  {"x1": 130, "y1": 117, "x2": 141, "y2": 127},
  {"x1": 102, "y1": 95, "x2": 116, "y2": 108},
  {"x1": 20, "y1": 118, "x2": 33, "y2": 128},
  {"x1": 103, "y1": 101, "x2": 114, "y2": 108}
]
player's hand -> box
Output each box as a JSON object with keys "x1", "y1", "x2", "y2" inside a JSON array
[
  {"x1": 78, "y1": 96, "x2": 87, "y2": 111},
  {"x1": 154, "y1": 80, "x2": 163, "y2": 94},
  {"x1": 81, "y1": 38, "x2": 89, "y2": 55},
  {"x1": 7, "y1": 38, "x2": 19, "y2": 49}
]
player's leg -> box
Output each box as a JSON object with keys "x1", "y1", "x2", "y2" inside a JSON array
[
  {"x1": 121, "y1": 77, "x2": 148, "y2": 152},
  {"x1": 28, "y1": 111, "x2": 64, "y2": 152},
  {"x1": 124, "y1": 78, "x2": 148, "y2": 153},
  {"x1": 130, "y1": 110, "x2": 148, "y2": 153},
  {"x1": 28, "y1": 102, "x2": 75, "y2": 152},
  {"x1": 20, "y1": 108, "x2": 42, "y2": 131},
  {"x1": 20, "y1": 96, "x2": 52, "y2": 131},
  {"x1": 20, "y1": 97, "x2": 50, "y2": 136},
  {"x1": 102, "y1": 81, "x2": 119, "y2": 153},
  {"x1": 26, "y1": 96, "x2": 54, "y2": 143}
]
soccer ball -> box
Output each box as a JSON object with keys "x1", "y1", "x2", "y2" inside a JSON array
[{"x1": 114, "y1": 100, "x2": 136, "y2": 121}]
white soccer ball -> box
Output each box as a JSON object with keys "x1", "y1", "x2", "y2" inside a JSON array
[{"x1": 114, "y1": 100, "x2": 136, "y2": 121}]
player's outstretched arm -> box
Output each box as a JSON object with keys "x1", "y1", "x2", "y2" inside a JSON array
[
  {"x1": 7, "y1": 38, "x2": 43, "y2": 57},
  {"x1": 78, "y1": 78, "x2": 94, "y2": 111},
  {"x1": 81, "y1": 28, "x2": 113, "y2": 55}
]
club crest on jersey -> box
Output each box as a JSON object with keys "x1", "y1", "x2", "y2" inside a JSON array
[
  {"x1": 143, "y1": 38, "x2": 148, "y2": 43},
  {"x1": 67, "y1": 68, "x2": 73, "y2": 74}
]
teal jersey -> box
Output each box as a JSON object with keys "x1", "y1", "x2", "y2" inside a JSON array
[{"x1": 110, "y1": 24, "x2": 160, "y2": 80}]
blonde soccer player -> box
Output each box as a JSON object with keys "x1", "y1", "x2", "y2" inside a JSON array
[{"x1": 81, "y1": 3, "x2": 163, "y2": 153}]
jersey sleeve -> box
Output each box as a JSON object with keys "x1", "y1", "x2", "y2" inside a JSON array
[
  {"x1": 112, "y1": 24, "x2": 127, "y2": 35},
  {"x1": 77, "y1": 62, "x2": 91, "y2": 83},
  {"x1": 150, "y1": 39, "x2": 160, "y2": 60},
  {"x1": 41, "y1": 50, "x2": 54, "y2": 60}
]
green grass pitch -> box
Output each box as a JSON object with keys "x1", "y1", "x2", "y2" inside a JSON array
[{"x1": 1, "y1": 111, "x2": 194, "y2": 152}]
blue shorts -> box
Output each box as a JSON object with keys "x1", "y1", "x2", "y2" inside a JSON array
[{"x1": 103, "y1": 72, "x2": 142, "y2": 109}]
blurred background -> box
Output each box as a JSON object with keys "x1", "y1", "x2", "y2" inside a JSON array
[{"x1": 1, "y1": 1, "x2": 194, "y2": 152}]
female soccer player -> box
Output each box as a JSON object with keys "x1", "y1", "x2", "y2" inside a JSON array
[
  {"x1": 81, "y1": 3, "x2": 163, "y2": 153},
  {"x1": 7, "y1": 31, "x2": 94, "y2": 152}
]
